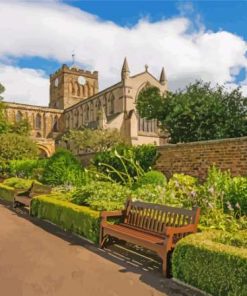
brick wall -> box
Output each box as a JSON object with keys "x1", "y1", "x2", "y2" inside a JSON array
[{"x1": 155, "y1": 137, "x2": 247, "y2": 179}]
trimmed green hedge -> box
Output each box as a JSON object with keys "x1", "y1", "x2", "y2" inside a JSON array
[
  {"x1": 172, "y1": 231, "x2": 247, "y2": 296},
  {"x1": 0, "y1": 184, "x2": 15, "y2": 202},
  {"x1": 3, "y1": 177, "x2": 41, "y2": 190},
  {"x1": 30, "y1": 195, "x2": 100, "y2": 243}
]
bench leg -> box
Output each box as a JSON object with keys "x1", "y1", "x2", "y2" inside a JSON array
[{"x1": 99, "y1": 227, "x2": 108, "y2": 249}]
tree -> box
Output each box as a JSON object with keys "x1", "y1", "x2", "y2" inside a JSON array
[
  {"x1": 62, "y1": 128, "x2": 125, "y2": 152},
  {"x1": 10, "y1": 118, "x2": 31, "y2": 136},
  {"x1": 0, "y1": 83, "x2": 5, "y2": 100},
  {"x1": 0, "y1": 83, "x2": 10, "y2": 134},
  {"x1": 0, "y1": 133, "x2": 38, "y2": 174},
  {"x1": 137, "y1": 82, "x2": 247, "y2": 143}
]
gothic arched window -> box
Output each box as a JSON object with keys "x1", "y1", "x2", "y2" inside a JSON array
[
  {"x1": 16, "y1": 111, "x2": 23, "y2": 122},
  {"x1": 53, "y1": 115, "x2": 59, "y2": 132},
  {"x1": 85, "y1": 104, "x2": 89, "y2": 121},
  {"x1": 110, "y1": 94, "x2": 115, "y2": 114},
  {"x1": 35, "y1": 113, "x2": 42, "y2": 130}
]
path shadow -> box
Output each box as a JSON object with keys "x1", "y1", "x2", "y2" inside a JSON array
[{"x1": 0, "y1": 200, "x2": 205, "y2": 296}]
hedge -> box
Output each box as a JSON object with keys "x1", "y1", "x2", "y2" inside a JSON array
[
  {"x1": 0, "y1": 184, "x2": 15, "y2": 202},
  {"x1": 172, "y1": 231, "x2": 247, "y2": 296},
  {"x1": 30, "y1": 195, "x2": 100, "y2": 243}
]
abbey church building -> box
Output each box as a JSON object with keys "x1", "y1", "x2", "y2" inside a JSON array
[{"x1": 5, "y1": 59, "x2": 168, "y2": 156}]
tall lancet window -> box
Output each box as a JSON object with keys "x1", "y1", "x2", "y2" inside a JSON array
[
  {"x1": 35, "y1": 113, "x2": 42, "y2": 129},
  {"x1": 16, "y1": 111, "x2": 23, "y2": 122}
]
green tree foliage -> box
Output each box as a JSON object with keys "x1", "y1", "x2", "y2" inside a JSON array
[
  {"x1": 63, "y1": 128, "x2": 125, "y2": 153},
  {"x1": 10, "y1": 118, "x2": 31, "y2": 136},
  {"x1": 0, "y1": 84, "x2": 10, "y2": 135},
  {"x1": 0, "y1": 133, "x2": 38, "y2": 173},
  {"x1": 0, "y1": 83, "x2": 5, "y2": 100},
  {"x1": 42, "y1": 149, "x2": 85, "y2": 186},
  {"x1": 137, "y1": 82, "x2": 247, "y2": 143}
]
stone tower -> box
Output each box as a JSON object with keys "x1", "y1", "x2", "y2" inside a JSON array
[{"x1": 49, "y1": 64, "x2": 99, "y2": 109}]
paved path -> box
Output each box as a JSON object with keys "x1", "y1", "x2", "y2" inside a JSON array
[{"x1": 0, "y1": 201, "x2": 204, "y2": 296}]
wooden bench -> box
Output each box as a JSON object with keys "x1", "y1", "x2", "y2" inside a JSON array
[
  {"x1": 13, "y1": 182, "x2": 51, "y2": 209},
  {"x1": 100, "y1": 198, "x2": 200, "y2": 276}
]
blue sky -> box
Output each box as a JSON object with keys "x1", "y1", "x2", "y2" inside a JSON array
[{"x1": 0, "y1": 1, "x2": 247, "y2": 105}]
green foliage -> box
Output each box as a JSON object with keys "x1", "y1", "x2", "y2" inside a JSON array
[
  {"x1": 0, "y1": 133, "x2": 38, "y2": 174},
  {"x1": 3, "y1": 177, "x2": 41, "y2": 190},
  {"x1": 214, "y1": 231, "x2": 247, "y2": 248},
  {"x1": 8, "y1": 159, "x2": 48, "y2": 180},
  {"x1": 30, "y1": 195, "x2": 100, "y2": 243},
  {"x1": 70, "y1": 181, "x2": 131, "y2": 211},
  {"x1": 0, "y1": 83, "x2": 5, "y2": 100},
  {"x1": 135, "y1": 170, "x2": 167, "y2": 188},
  {"x1": 10, "y1": 118, "x2": 31, "y2": 136},
  {"x1": 132, "y1": 184, "x2": 167, "y2": 204},
  {"x1": 0, "y1": 184, "x2": 15, "y2": 202},
  {"x1": 172, "y1": 231, "x2": 247, "y2": 296},
  {"x1": 92, "y1": 144, "x2": 158, "y2": 184},
  {"x1": 166, "y1": 174, "x2": 200, "y2": 208},
  {"x1": 137, "y1": 81, "x2": 247, "y2": 143},
  {"x1": 42, "y1": 149, "x2": 85, "y2": 186},
  {"x1": 63, "y1": 128, "x2": 125, "y2": 152},
  {"x1": 201, "y1": 166, "x2": 247, "y2": 215}
]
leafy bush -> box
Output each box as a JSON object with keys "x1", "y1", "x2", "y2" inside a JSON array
[
  {"x1": 42, "y1": 149, "x2": 85, "y2": 186},
  {"x1": 0, "y1": 184, "x2": 15, "y2": 202},
  {"x1": 70, "y1": 181, "x2": 131, "y2": 211},
  {"x1": 201, "y1": 167, "x2": 247, "y2": 215},
  {"x1": 172, "y1": 231, "x2": 247, "y2": 296},
  {"x1": 8, "y1": 159, "x2": 48, "y2": 180},
  {"x1": 92, "y1": 144, "x2": 158, "y2": 183},
  {"x1": 3, "y1": 177, "x2": 41, "y2": 190},
  {"x1": 132, "y1": 184, "x2": 167, "y2": 204},
  {"x1": 0, "y1": 133, "x2": 38, "y2": 174},
  {"x1": 225, "y1": 176, "x2": 247, "y2": 215},
  {"x1": 30, "y1": 195, "x2": 100, "y2": 243},
  {"x1": 135, "y1": 170, "x2": 166, "y2": 188},
  {"x1": 165, "y1": 174, "x2": 200, "y2": 208}
]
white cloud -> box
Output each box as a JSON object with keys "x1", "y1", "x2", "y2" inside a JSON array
[
  {"x1": 0, "y1": 1, "x2": 247, "y2": 105},
  {"x1": 0, "y1": 65, "x2": 49, "y2": 105}
]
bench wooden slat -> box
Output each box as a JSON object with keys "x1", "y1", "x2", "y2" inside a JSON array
[
  {"x1": 100, "y1": 198, "x2": 200, "y2": 277},
  {"x1": 13, "y1": 182, "x2": 51, "y2": 209}
]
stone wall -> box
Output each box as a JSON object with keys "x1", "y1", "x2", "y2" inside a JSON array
[{"x1": 155, "y1": 137, "x2": 247, "y2": 179}]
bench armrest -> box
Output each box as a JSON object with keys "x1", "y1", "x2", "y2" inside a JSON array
[
  {"x1": 164, "y1": 224, "x2": 196, "y2": 236},
  {"x1": 101, "y1": 210, "x2": 124, "y2": 221}
]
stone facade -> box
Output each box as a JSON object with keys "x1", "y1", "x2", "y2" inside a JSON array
[{"x1": 4, "y1": 58, "x2": 168, "y2": 155}]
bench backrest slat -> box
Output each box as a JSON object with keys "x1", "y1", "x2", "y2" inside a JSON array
[
  {"x1": 29, "y1": 183, "x2": 51, "y2": 198},
  {"x1": 123, "y1": 199, "x2": 199, "y2": 236}
]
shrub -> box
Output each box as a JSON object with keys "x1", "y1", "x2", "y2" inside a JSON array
[
  {"x1": 3, "y1": 177, "x2": 41, "y2": 190},
  {"x1": 225, "y1": 176, "x2": 247, "y2": 215},
  {"x1": 135, "y1": 170, "x2": 166, "y2": 188},
  {"x1": 30, "y1": 195, "x2": 100, "y2": 243},
  {"x1": 42, "y1": 149, "x2": 85, "y2": 186},
  {"x1": 201, "y1": 167, "x2": 247, "y2": 215},
  {"x1": 8, "y1": 159, "x2": 48, "y2": 180},
  {"x1": 0, "y1": 133, "x2": 38, "y2": 175},
  {"x1": 132, "y1": 184, "x2": 167, "y2": 204},
  {"x1": 0, "y1": 184, "x2": 15, "y2": 202},
  {"x1": 70, "y1": 181, "x2": 131, "y2": 211},
  {"x1": 92, "y1": 144, "x2": 158, "y2": 183},
  {"x1": 172, "y1": 231, "x2": 247, "y2": 296},
  {"x1": 165, "y1": 174, "x2": 200, "y2": 209}
]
